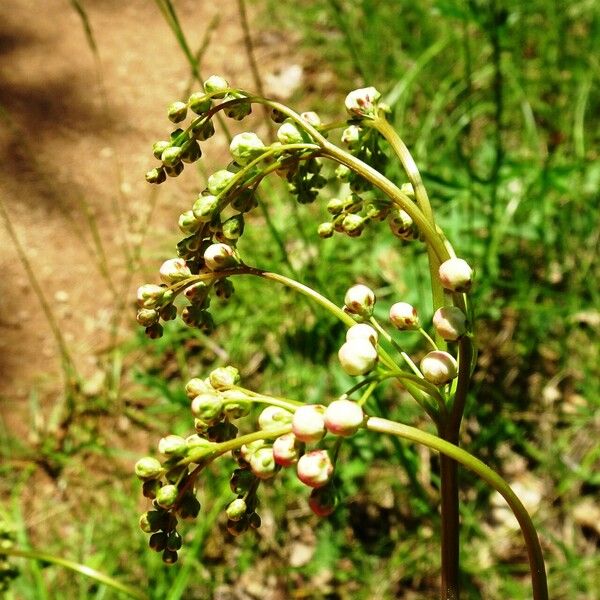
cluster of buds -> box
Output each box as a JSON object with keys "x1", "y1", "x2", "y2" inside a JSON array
[{"x1": 0, "y1": 520, "x2": 18, "y2": 593}]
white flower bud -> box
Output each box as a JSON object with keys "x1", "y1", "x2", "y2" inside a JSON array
[
  {"x1": 159, "y1": 258, "x2": 192, "y2": 284},
  {"x1": 258, "y1": 405, "x2": 293, "y2": 430},
  {"x1": 187, "y1": 92, "x2": 212, "y2": 114},
  {"x1": 273, "y1": 433, "x2": 300, "y2": 467},
  {"x1": 300, "y1": 111, "x2": 321, "y2": 127},
  {"x1": 203, "y1": 74, "x2": 229, "y2": 98},
  {"x1": 229, "y1": 132, "x2": 266, "y2": 165},
  {"x1": 137, "y1": 284, "x2": 165, "y2": 309},
  {"x1": 338, "y1": 339, "x2": 378, "y2": 376},
  {"x1": 324, "y1": 400, "x2": 364, "y2": 437},
  {"x1": 344, "y1": 86, "x2": 381, "y2": 118},
  {"x1": 207, "y1": 169, "x2": 236, "y2": 195},
  {"x1": 190, "y1": 393, "x2": 223, "y2": 422},
  {"x1": 438, "y1": 258, "x2": 473, "y2": 292},
  {"x1": 344, "y1": 284, "x2": 375, "y2": 317},
  {"x1": 317, "y1": 222, "x2": 334, "y2": 238},
  {"x1": 135, "y1": 457, "x2": 163, "y2": 481},
  {"x1": 192, "y1": 194, "x2": 219, "y2": 222},
  {"x1": 420, "y1": 351, "x2": 458, "y2": 385},
  {"x1": 203, "y1": 243, "x2": 239, "y2": 271},
  {"x1": 341, "y1": 124, "x2": 362, "y2": 147},
  {"x1": 291, "y1": 405, "x2": 326, "y2": 443},
  {"x1": 156, "y1": 484, "x2": 179, "y2": 508},
  {"x1": 277, "y1": 121, "x2": 305, "y2": 145},
  {"x1": 136, "y1": 308, "x2": 159, "y2": 327},
  {"x1": 432, "y1": 306, "x2": 467, "y2": 341},
  {"x1": 297, "y1": 449, "x2": 333, "y2": 488},
  {"x1": 161, "y1": 146, "x2": 182, "y2": 167},
  {"x1": 345, "y1": 323, "x2": 378, "y2": 346},
  {"x1": 389, "y1": 302, "x2": 420, "y2": 330},
  {"x1": 249, "y1": 446, "x2": 277, "y2": 480},
  {"x1": 158, "y1": 435, "x2": 187, "y2": 457}
]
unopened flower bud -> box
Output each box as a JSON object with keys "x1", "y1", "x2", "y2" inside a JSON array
[
  {"x1": 159, "y1": 258, "x2": 192, "y2": 284},
  {"x1": 433, "y1": 306, "x2": 467, "y2": 341},
  {"x1": 317, "y1": 222, "x2": 334, "y2": 238},
  {"x1": 178, "y1": 492, "x2": 201, "y2": 519},
  {"x1": 344, "y1": 86, "x2": 381, "y2": 118},
  {"x1": 297, "y1": 449, "x2": 333, "y2": 488},
  {"x1": 158, "y1": 435, "x2": 187, "y2": 457},
  {"x1": 342, "y1": 213, "x2": 364, "y2": 236},
  {"x1": 438, "y1": 258, "x2": 473, "y2": 292},
  {"x1": 167, "y1": 531, "x2": 183, "y2": 551},
  {"x1": 142, "y1": 479, "x2": 161, "y2": 499},
  {"x1": 145, "y1": 323, "x2": 163, "y2": 339},
  {"x1": 230, "y1": 132, "x2": 266, "y2": 166},
  {"x1": 309, "y1": 484, "x2": 338, "y2": 516},
  {"x1": 152, "y1": 140, "x2": 171, "y2": 159},
  {"x1": 207, "y1": 169, "x2": 236, "y2": 195},
  {"x1": 226, "y1": 498, "x2": 247, "y2": 522},
  {"x1": 185, "y1": 434, "x2": 213, "y2": 452},
  {"x1": 139, "y1": 511, "x2": 162, "y2": 533},
  {"x1": 162, "y1": 549, "x2": 178, "y2": 564},
  {"x1": 191, "y1": 118, "x2": 215, "y2": 141},
  {"x1": 292, "y1": 404, "x2": 326, "y2": 443},
  {"x1": 300, "y1": 111, "x2": 321, "y2": 127},
  {"x1": 227, "y1": 517, "x2": 249, "y2": 536},
  {"x1": 327, "y1": 197, "x2": 345, "y2": 215},
  {"x1": 324, "y1": 399, "x2": 364, "y2": 437},
  {"x1": 161, "y1": 146, "x2": 183, "y2": 167},
  {"x1": 209, "y1": 365, "x2": 240, "y2": 390},
  {"x1": 388, "y1": 209, "x2": 414, "y2": 238},
  {"x1": 168, "y1": 101, "x2": 188, "y2": 123},
  {"x1": 258, "y1": 405, "x2": 293, "y2": 430},
  {"x1": 249, "y1": 446, "x2": 277, "y2": 480},
  {"x1": 156, "y1": 484, "x2": 179, "y2": 509},
  {"x1": 185, "y1": 377, "x2": 213, "y2": 399},
  {"x1": 178, "y1": 210, "x2": 201, "y2": 234},
  {"x1": 270, "y1": 107, "x2": 286, "y2": 123},
  {"x1": 420, "y1": 351, "x2": 458, "y2": 385},
  {"x1": 149, "y1": 531, "x2": 168, "y2": 551},
  {"x1": 136, "y1": 308, "x2": 159, "y2": 327},
  {"x1": 273, "y1": 433, "x2": 300, "y2": 467},
  {"x1": 341, "y1": 124, "x2": 362, "y2": 147},
  {"x1": 192, "y1": 194, "x2": 219, "y2": 222},
  {"x1": 338, "y1": 339, "x2": 378, "y2": 376},
  {"x1": 191, "y1": 393, "x2": 223, "y2": 422},
  {"x1": 344, "y1": 284, "x2": 375, "y2": 318},
  {"x1": 160, "y1": 304, "x2": 177, "y2": 321},
  {"x1": 203, "y1": 75, "x2": 229, "y2": 98},
  {"x1": 389, "y1": 302, "x2": 419, "y2": 330},
  {"x1": 214, "y1": 278, "x2": 235, "y2": 300},
  {"x1": 400, "y1": 182, "x2": 415, "y2": 197},
  {"x1": 223, "y1": 93, "x2": 252, "y2": 120},
  {"x1": 277, "y1": 121, "x2": 306, "y2": 145},
  {"x1": 231, "y1": 189, "x2": 258, "y2": 213},
  {"x1": 180, "y1": 139, "x2": 202, "y2": 163},
  {"x1": 230, "y1": 468, "x2": 255, "y2": 495},
  {"x1": 221, "y1": 214, "x2": 245, "y2": 240},
  {"x1": 346, "y1": 323, "x2": 378, "y2": 345},
  {"x1": 145, "y1": 167, "x2": 166, "y2": 184},
  {"x1": 203, "y1": 243, "x2": 239, "y2": 271},
  {"x1": 188, "y1": 92, "x2": 212, "y2": 114},
  {"x1": 137, "y1": 284, "x2": 165, "y2": 309},
  {"x1": 135, "y1": 456, "x2": 163, "y2": 480},
  {"x1": 165, "y1": 162, "x2": 184, "y2": 178},
  {"x1": 335, "y1": 164, "x2": 351, "y2": 181}
]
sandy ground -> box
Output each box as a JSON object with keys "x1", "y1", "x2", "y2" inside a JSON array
[{"x1": 0, "y1": 0, "x2": 297, "y2": 420}]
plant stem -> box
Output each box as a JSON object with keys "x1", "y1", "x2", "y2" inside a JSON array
[{"x1": 365, "y1": 417, "x2": 549, "y2": 600}]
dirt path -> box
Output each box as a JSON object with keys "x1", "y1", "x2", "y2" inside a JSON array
[{"x1": 0, "y1": 1, "x2": 295, "y2": 422}]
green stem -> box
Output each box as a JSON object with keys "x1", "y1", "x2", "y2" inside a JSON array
[
  {"x1": 365, "y1": 417, "x2": 549, "y2": 600},
  {"x1": 3, "y1": 547, "x2": 147, "y2": 600}
]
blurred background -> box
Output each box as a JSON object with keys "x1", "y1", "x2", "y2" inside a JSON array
[{"x1": 0, "y1": 0, "x2": 598, "y2": 598}]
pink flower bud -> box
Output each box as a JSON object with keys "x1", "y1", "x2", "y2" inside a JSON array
[
  {"x1": 291, "y1": 405, "x2": 326, "y2": 443},
  {"x1": 338, "y1": 339, "x2": 378, "y2": 376},
  {"x1": 346, "y1": 323, "x2": 378, "y2": 345},
  {"x1": 389, "y1": 302, "x2": 420, "y2": 330},
  {"x1": 432, "y1": 306, "x2": 467, "y2": 341},
  {"x1": 258, "y1": 405, "x2": 293, "y2": 430},
  {"x1": 324, "y1": 399, "x2": 364, "y2": 437},
  {"x1": 273, "y1": 433, "x2": 300, "y2": 467},
  {"x1": 297, "y1": 449, "x2": 334, "y2": 488},
  {"x1": 344, "y1": 284, "x2": 375, "y2": 317},
  {"x1": 249, "y1": 446, "x2": 277, "y2": 480},
  {"x1": 420, "y1": 351, "x2": 458, "y2": 385},
  {"x1": 438, "y1": 258, "x2": 473, "y2": 292},
  {"x1": 344, "y1": 86, "x2": 381, "y2": 118},
  {"x1": 203, "y1": 243, "x2": 239, "y2": 271},
  {"x1": 308, "y1": 484, "x2": 337, "y2": 517}
]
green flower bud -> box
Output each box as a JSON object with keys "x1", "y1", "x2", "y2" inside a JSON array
[
  {"x1": 342, "y1": 213, "x2": 365, "y2": 237},
  {"x1": 170, "y1": 128, "x2": 185, "y2": 141},
  {"x1": 326, "y1": 197, "x2": 345, "y2": 215},
  {"x1": 135, "y1": 456, "x2": 163, "y2": 480},
  {"x1": 438, "y1": 258, "x2": 473, "y2": 293},
  {"x1": 139, "y1": 511, "x2": 162, "y2": 533},
  {"x1": 153, "y1": 140, "x2": 171, "y2": 159},
  {"x1": 249, "y1": 446, "x2": 277, "y2": 480},
  {"x1": 161, "y1": 146, "x2": 183, "y2": 167},
  {"x1": 230, "y1": 132, "x2": 266, "y2": 166},
  {"x1": 142, "y1": 480, "x2": 161, "y2": 499},
  {"x1": 344, "y1": 86, "x2": 381, "y2": 118},
  {"x1": 203, "y1": 243, "x2": 239, "y2": 271},
  {"x1": 137, "y1": 284, "x2": 165, "y2": 308},
  {"x1": 149, "y1": 531, "x2": 168, "y2": 552},
  {"x1": 226, "y1": 498, "x2": 247, "y2": 522},
  {"x1": 346, "y1": 323, "x2": 378, "y2": 346},
  {"x1": 145, "y1": 166, "x2": 166, "y2": 184},
  {"x1": 207, "y1": 169, "x2": 236, "y2": 195},
  {"x1": 188, "y1": 92, "x2": 212, "y2": 114},
  {"x1": 420, "y1": 351, "x2": 458, "y2": 385},
  {"x1": 178, "y1": 210, "x2": 201, "y2": 234},
  {"x1": 258, "y1": 405, "x2": 293, "y2": 430},
  {"x1": 338, "y1": 339, "x2": 378, "y2": 376},
  {"x1": 297, "y1": 449, "x2": 333, "y2": 488},
  {"x1": 164, "y1": 162, "x2": 184, "y2": 178},
  {"x1": 231, "y1": 189, "x2": 258, "y2": 213},
  {"x1": 240, "y1": 439, "x2": 265, "y2": 462},
  {"x1": 162, "y1": 549, "x2": 178, "y2": 564},
  {"x1": 156, "y1": 484, "x2": 179, "y2": 509},
  {"x1": 365, "y1": 201, "x2": 389, "y2": 221},
  {"x1": 324, "y1": 399, "x2": 364, "y2": 437},
  {"x1": 300, "y1": 111, "x2": 321, "y2": 127},
  {"x1": 223, "y1": 93, "x2": 252, "y2": 120},
  {"x1": 344, "y1": 284, "x2": 375, "y2": 318},
  {"x1": 209, "y1": 365, "x2": 240, "y2": 390},
  {"x1": 190, "y1": 118, "x2": 215, "y2": 141},
  {"x1": 335, "y1": 164, "x2": 351, "y2": 181},
  {"x1": 145, "y1": 323, "x2": 164, "y2": 339},
  {"x1": 167, "y1": 531, "x2": 183, "y2": 551},
  {"x1": 192, "y1": 194, "x2": 219, "y2": 222},
  {"x1": 389, "y1": 302, "x2": 420, "y2": 330},
  {"x1": 203, "y1": 75, "x2": 229, "y2": 98},
  {"x1": 191, "y1": 393, "x2": 223, "y2": 422},
  {"x1": 159, "y1": 258, "x2": 192, "y2": 284},
  {"x1": 221, "y1": 389, "x2": 250, "y2": 419},
  {"x1": 277, "y1": 121, "x2": 305, "y2": 145},
  {"x1": 341, "y1": 124, "x2": 362, "y2": 147},
  {"x1": 221, "y1": 214, "x2": 244, "y2": 240},
  {"x1": 389, "y1": 209, "x2": 414, "y2": 238},
  {"x1": 180, "y1": 139, "x2": 202, "y2": 163},
  {"x1": 185, "y1": 377, "x2": 213, "y2": 399},
  {"x1": 136, "y1": 308, "x2": 159, "y2": 327},
  {"x1": 158, "y1": 435, "x2": 187, "y2": 457},
  {"x1": 230, "y1": 468, "x2": 255, "y2": 495},
  {"x1": 317, "y1": 222, "x2": 334, "y2": 238},
  {"x1": 433, "y1": 306, "x2": 467, "y2": 341},
  {"x1": 309, "y1": 484, "x2": 338, "y2": 517},
  {"x1": 291, "y1": 404, "x2": 326, "y2": 443},
  {"x1": 168, "y1": 101, "x2": 188, "y2": 123}
]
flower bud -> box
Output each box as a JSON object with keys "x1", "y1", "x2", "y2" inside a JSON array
[
  {"x1": 226, "y1": 498, "x2": 247, "y2": 522},
  {"x1": 165, "y1": 162, "x2": 184, "y2": 178},
  {"x1": 167, "y1": 531, "x2": 183, "y2": 551},
  {"x1": 223, "y1": 93, "x2": 252, "y2": 120},
  {"x1": 203, "y1": 75, "x2": 229, "y2": 98},
  {"x1": 209, "y1": 365, "x2": 240, "y2": 390},
  {"x1": 168, "y1": 101, "x2": 188, "y2": 123},
  {"x1": 344, "y1": 86, "x2": 381, "y2": 118},
  {"x1": 341, "y1": 124, "x2": 362, "y2": 147},
  {"x1": 136, "y1": 308, "x2": 159, "y2": 327},
  {"x1": 191, "y1": 118, "x2": 215, "y2": 141},
  {"x1": 180, "y1": 139, "x2": 202, "y2": 163},
  {"x1": 227, "y1": 517, "x2": 249, "y2": 536},
  {"x1": 159, "y1": 258, "x2": 192, "y2": 284},
  {"x1": 344, "y1": 284, "x2": 375, "y2": 318},
  {"x1": 327, "y1": 197, "x2": 345, "y2": 215},
  {"x1": 335, "y1": 164, "x2": 351, "y2": 181},
  {"x1": 438, "y1": 258, "x2": 473, "y2": 293},
  {"x1": 230, "y1": 468, "x2": 255, "y2": 495},
  {"x1": 149, "y1": 531, "x2": 168, "y2": 551},
  {"x1": 388, "y1": 209, "x2": 414, "y2": 238},
  {"x1": 433, "y1": 306, "x2": 467, "y2": 341},
  {"x1": 178, "y1": 210, "x2": 201, "y2": 234},
  {"x1": 389, "y1": 302, "x2": 420, "y2": 330},
  {"x1": 420, "y1": 351, "x2": 458, "y2": 385},
  {"x1": 137, "y1": 284, "x2": 165, "y2": 309},
  {"x1": 400, "y1": 182, "x2": 415, "y2": 197},
  {"x1": 272, "y1": 433, "x2": 300, "y2": 467},
  {"x1": 135, "y1": 456, "x2": 163, "y2": 480},
  {"x1": 185, "y1": 434, "x2": 213, "y2": 452},
  {"x1": 231, "y1": 189, "x2": 258, "y2": 213},
  {"x1": 249, "y1": 446, "x2": 277, "y2": 480},
  {"x1": 162, "y1": 549, "x2": 178, "y2": 564},
  {"x1": 139, "y1": 511, "x2": 161, "y2": 533},
  {"x1": 214, "y1": 278, "x2": 235, "y2": 300},
  {"x1": 188, "y1": 92, "x2": 212, "y2": 114},
  {"x1": 152, "y1": 140, "x2": 171, "y2": 159},
  {"x1": 297, "y1": 449, "x2": 333, "y2": 488},
  {"x1": 156, "y1": 484, "x2": 179, "y2": 509},
  {"x1": 338, "y1": 339, "x2": 378, "y2": 376},
  {"x1": 324, "y1": 399, "x2": 364, "y2": 437},
  {"x1": 221, "y1": 214, "x2": 245, "y2": 240},
  {"x1": 207, "y1": 169, "x2": 236, "y2": 195},
  {"x1": 184, "y1": 281, "x2": 209, "y2": 303},
  {"x1": 206, "y1": 421, "x2": 237, "y2": 443},
  {"x1": 142, "y1": 480, "x2": 161, "y2": 499},
  {"x1": 158, "y1": 435, "x2": 187, "y2": 457},
  {"x1": 317, "y1": 222, "x2": 334, "y2": 238},
  {"x1": 308, "y1": 484, "x2": 338, "y2": 517},
  {"x1": 161, "y1": 146, "x2": 182, "y2": 167},
  {"x1": 230, "y1": 132, "x2": 266, "y2": 166},
  {"x1": 277, "y1": 121, "x2": 306, "y2": 145},
  {"x1": 270, "y1": 107, "x2": 286, "y2": 123},
  {"x1": 178, "y1": 492, "x2": 201, "y2": 519},
  {"x1": 145, "y1": 167, "x2": 166, "y2": 184},
  {"x1": 258, "y1": 405, "x2": 293, "y2": 430},
  {"x1": 191, "y1": 393, "x2": 223, "y2": 422},
  {"x1": 346, "y1": 323, "x2": 378, "y2": 346},
  {"x1": 291, "y1": 405, "x2": 326, "y2": 443},
  {"x1": 300, "y1": 111, "x2": 321, "y2": 127},
  {"x1": 192, "y1": 194, "x2": 219, "y2": 222},
  {"x1": 203, "y1": 243, "x2": 239, "y2": 271},
  {"x1": 185, "y1": 377, "x2": 213, "y2": 399},
  {"x1": 145, "y1": 323, "x2": 163, "y2": 339},
  {"x1": 342, "y1": 213, "x2": 364, "y2": 237}
]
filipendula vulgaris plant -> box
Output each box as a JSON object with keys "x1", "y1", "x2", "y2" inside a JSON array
[{"x1": 135, "y1": 78, "x2": 548, "y2": 599}]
